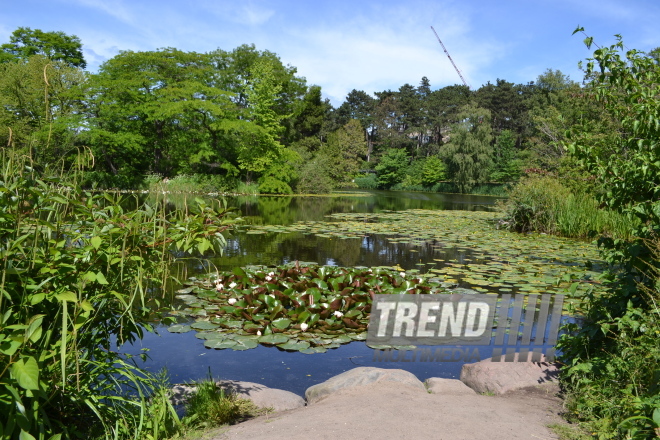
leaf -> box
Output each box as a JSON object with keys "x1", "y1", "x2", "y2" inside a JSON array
[
  {"x1": 277, "y1": 340, "x2": 310, "y2": 351},
  {"x1": 19, "y1": 430, "x2": 36, "y2": 440},
  {"x1": 258, "y1": 334, "x2": 289, "y2": 345},
  {"x1": 271, "y1": 318, "x2": 291, "y2": 330},
  {"x1": 90, "y1": 236, "x2": 102, "y2": 250},
  {"x1": 54, "y1": 292, "x2": 77, "y2": 302},
  {"x1": 12, "y1": 357, "x2": 39, "y2": 390},
  {"x1": 167, "y1": 324, "x2": 192, "y2": 333},
  {"x1": 190, "y1": 321, "x2": 219, "y2": 330},
  {"x1": 96, "y1": 271, "x2": 109, "y2": 285}
]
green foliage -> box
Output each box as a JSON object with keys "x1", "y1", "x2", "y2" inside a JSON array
[
  {"x1": 322, "y1": 119, "x2": 367, "y2": 186},
  {"x1": 500, "y1": 175, "x2": 634, "y2": 239},
  {"x1": 294, "y1": 157, "x2": 334, "y2": 194},
  {"x1": 235, "y1": 181, "x2": 260, "y2": 195},
  {"x1": 353, "y1": 173, "x2": 378, "y2": 190},
  {"x1": 147, "y1": 174, "x2": 233, "y2": 194},
  {"x1": 258, "y1": 176, "x2": 292, "y2": 194},
  {"x1": 184, "y1": 378, "x2": 257, "y2": 428},
  {"x1": 0, "y1": 27, "x2": 86, "y2": 68},
  {"x1": 0, "y1": 151, "x2": 234, "y2": 439},
  {"x1": 375, "y1": 149, "x2": 409, "y2": 189},
  {"x1": 558, "y1": 30, "x2": 660, "y2": 439},
  {"x1": 421, "y1": 155, "x2": 447, "y2": 187},
  {"x1": 442, "y1": 104, "x2": 493, "y2": 193},
  {"x1": 490, "y1": 130, "x2": 524, "y2": 182},
  {"x1": 0, "y1": 55, "x2": 85, "y2": 164}
]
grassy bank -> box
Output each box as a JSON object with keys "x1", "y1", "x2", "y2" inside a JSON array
[{"x1": 498, "y1": 176, "x2": 635, "y2": 240}]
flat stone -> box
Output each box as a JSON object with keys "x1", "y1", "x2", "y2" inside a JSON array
[
  {"x1": 218, "y1": 380, "x2": 305, "y2": 411},
  {"x1": 171, "y1": 381, "x2": 305, "y2": 412},
  {"x1": 425, "y1": 378, "x2": 477, "y2": 395},
  {"x1": 460, "y1": 353, "x2": 559, "y2": 395},
  {"x1": 305, "y1": 367, "x2": 426, "y2": 404}
]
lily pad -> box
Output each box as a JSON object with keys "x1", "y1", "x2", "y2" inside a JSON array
[
  {"x1": 167, "y1": 324, "x2": 192, "y2": 333},
  {"x1": 277, "y1": 340, "x2": 311, "y2": 351}
]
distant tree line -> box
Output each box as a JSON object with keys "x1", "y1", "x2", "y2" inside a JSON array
[{"x1": 1, "y1": 27, "x2": 657, "y2": 194}]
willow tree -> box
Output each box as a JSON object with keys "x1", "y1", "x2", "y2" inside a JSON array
[{"x1": 442, "y1": 104, "x2": 493, "y2": 193}]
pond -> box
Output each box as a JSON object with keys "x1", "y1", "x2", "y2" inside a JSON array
[{"x1": 123, "y1": 189, "x2": 602, "y2": 396}]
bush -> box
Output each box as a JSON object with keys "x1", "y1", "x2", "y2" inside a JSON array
[
  {"x1": 354, "y1": 173, "x2": 378, "y2": 190},
  {"x1": 294, "y1": 159, "x2": 335, "y2": 194},
  {"x1": 258, "y1": 176, "x2": 292, "y2": 194},
  {"x1": 146, "y1": 173, "x2": 233, "y2": 193},
  {"x1": 499, "y1": 176, "x2": 634, "y2": 239},
  {"x1": 0, "y1": 151, "x2": 232, "y2": 439}
]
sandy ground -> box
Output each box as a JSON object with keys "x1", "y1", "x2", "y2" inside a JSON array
[{"x1": 209, "y1": 382, "x2": 567, "y2": 440}]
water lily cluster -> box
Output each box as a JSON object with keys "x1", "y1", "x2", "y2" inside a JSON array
[{"x1": 168, "y1": 263, "x2": 447, "y2": 353}]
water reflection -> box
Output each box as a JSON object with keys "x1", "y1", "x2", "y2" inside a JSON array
[{"x1": 126, "y1": 190, "x2": 507, "y2": 394}]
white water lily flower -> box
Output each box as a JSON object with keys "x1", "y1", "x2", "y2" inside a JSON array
[
  {"x1": 300, "y1": 323, "x2": 309, "y2": 331},
  {"x1": 215, "y1": 283, "x2": 224, "y2": 292},
  {"x1": 229, "y1": 282, "x2": 237, "y2": 288},
  {"x1": 334, "y1": 311, "x2": 343, "y2": 318},
  {"x1": 228, "y1": 298, "x2": 237, "y2": 305},
  {"x1": 268, "y1": 271, "x2": 275, "y2": 276},
  {"x1": 265, "y1": 276, "x2": 272, "y2": 281},
  {"x1": 257, "y1": 330, "x2": 262, "y2": 336}
]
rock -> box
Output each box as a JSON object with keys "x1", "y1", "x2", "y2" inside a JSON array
[
  {"x1": 218, "y1": 380, "x2": 305, "y2": 411},
  {"x1": 460, "y1": 353, "x2": 559, "y2": 395},
  {"x1": 305, "y1": 367, "x2": 426, "y2": 404},
  {"x1": 171, "y1": 380, "x2": 305, "y2": 412},
  {"x1": 425, "y1": 378, "x2": 477, "y2": 395}
]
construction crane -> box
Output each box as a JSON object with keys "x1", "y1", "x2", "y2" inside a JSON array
[{"x1": 430, "y1": 26, "x2": 470, "y2": 89}]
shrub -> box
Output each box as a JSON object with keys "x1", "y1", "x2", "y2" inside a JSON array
[
  {"x1": 499, "y1": 176, "x2": 634, "y2": 239},
  {"x1": 354, "y1": 173, "x2": 378, "y2": 190},
  {"x1": 0, "y1": 151, "x2": 232, "y2": 439},
  {"x1": 258, "y1": 176, "x2": 292, "y2": 194}
]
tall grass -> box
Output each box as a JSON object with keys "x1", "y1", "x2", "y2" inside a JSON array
[
  {"x1": 499, "y1": 176, "x2": 635, "y2": 239},
  {"x1": 145, "y1": 173, "x2": 233, "y2": 194},
  {"x1": 0, "y1": 149, "x2": 234, "y2": 439}
]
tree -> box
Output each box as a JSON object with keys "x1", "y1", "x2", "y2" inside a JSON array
[
  {"x1": 475, "y1": 78, "x2": 533, "y2": 143},
  {"x1": 83, "y1": 48, "x2": 239, "y2": 184},
  {"x1": 489, "y1": 129, "x2": 523, "y2": 182},
  {"x1": 426, "y1": 84, "x2": 472, "y2": 146},
  {"x1": 322, "y1": 119, "x2": 367, "y2": 185},
  {"x1": 375, "y1": 148, "x2": 409, "y2": 189},
  {"x1": 288, "y1": 85, "x2": 331, "y2": 143},
  {"x1": 335, "y1": 90, "x2": 375, "y2": 160},
  {"x1": 0, "y1": 55, "x2": 86, "y2": 164},
  {"x1": 208, "y1": 44, "x2": 306, "y2": 117},
  {"x1": 0, "y1": 27, "x2": 86, "y2": 68},
  {"x1": 442, "y1": 104, "x2": 493, "y2": 193}
]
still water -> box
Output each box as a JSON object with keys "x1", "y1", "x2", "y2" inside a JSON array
[{"x1": 125, "y1": 190, "x2": 506, "y2": 395}]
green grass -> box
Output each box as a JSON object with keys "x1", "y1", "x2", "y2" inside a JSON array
[
  {"x1": 499, "y1": 176, "x2": 635, "y2": 239},
  {"x1": 183, "y1": 377, "x2": 260, "y2": 428}
]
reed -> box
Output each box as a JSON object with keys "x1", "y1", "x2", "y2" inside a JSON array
[
  {"x1": 0, "y1": 149, "x2": 234, "y2": 439},
  {"x1": 500, "y1": 176, "x2": 635, "y2": 240}
]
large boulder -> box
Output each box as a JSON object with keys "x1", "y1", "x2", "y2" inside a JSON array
[
  {"x1": 460, "y1": 353, "x2": 559, "y2": 395},
  {"x1": 171, "y1": 380, "x2": 305, "y2": 412},
  {"x1": 305, "y1": 367, "x2": 426, "y2": 404},
  {"x1": 425, "y1": 378, "x2": 477, "y2": 396}
]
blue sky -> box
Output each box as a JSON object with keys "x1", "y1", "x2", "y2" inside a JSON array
[{"x1": 1, "y1": 0, "x2": 659, "y2": 106}]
